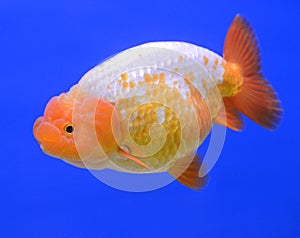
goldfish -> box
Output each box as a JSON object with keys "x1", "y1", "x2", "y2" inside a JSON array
[{"x1": 33, "y1": 15, "x2": 282, "y2": 191}]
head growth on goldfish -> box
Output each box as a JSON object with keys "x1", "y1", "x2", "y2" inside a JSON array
[{"x1": 33, "y1": 85, "x2": 118, "y2": 161}]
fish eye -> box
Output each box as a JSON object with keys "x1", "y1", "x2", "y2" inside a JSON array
[{"x1": 64, "y1": 124, "x2": 74, "y2": 134}]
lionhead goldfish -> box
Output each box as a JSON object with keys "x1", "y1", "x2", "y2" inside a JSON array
[{"x1": 33, "y1": 15, "x2": 282, "y2": 191}]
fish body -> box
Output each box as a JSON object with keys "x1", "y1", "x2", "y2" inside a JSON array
[
  {"x1": 73, "y1": 42, "x2": 223, "y2": 172},
  {"x1": 33, "y1": 15, "x2": 282, "y2": 190}
]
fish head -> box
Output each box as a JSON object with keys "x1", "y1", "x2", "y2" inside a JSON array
[
  {"x1": 33, "y1": 85, "x2": 118, "y2": 162},
  {"x1": 33, "y1": 92, "x2": 80, "y2": 160}
]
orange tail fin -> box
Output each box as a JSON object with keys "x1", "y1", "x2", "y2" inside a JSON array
[{"x1": 222, "y1": 15, "x2": 282, "y2": 130}]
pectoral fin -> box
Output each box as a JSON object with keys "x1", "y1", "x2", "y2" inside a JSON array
[{"x1": 118, "y1": 148, "x2": 151, "y2": 170}]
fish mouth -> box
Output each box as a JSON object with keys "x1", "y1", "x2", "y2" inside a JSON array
[
  {"x1": 33, "y1": 118, "x2": 62, "y2": 143},
  {"x1": 33, "y1": 117, "x2": 43, "y2": 141},
  {"x1": 38, "y1": 138, "x2": 67, "y2": 159},
  {"x1": 33, "y1": 117, "x2": 80, "y2": 160}
]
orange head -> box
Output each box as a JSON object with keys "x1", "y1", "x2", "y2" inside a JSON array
[{"x1": 33, "y1": 86, "x2": 118, "y2": 161}]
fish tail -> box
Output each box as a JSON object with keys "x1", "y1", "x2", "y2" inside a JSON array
[{"x1": 218, "y1": 14, "x2": 282, "y2": 130}]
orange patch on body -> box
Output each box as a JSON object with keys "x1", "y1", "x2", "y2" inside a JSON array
[
  {"x1": 122, "y1": 81, "x2": 129, "y2": 88},
  {"x1": 144, "y1": 73, "x2": 164, "y2": 83},
  {"x1": 121, "y1": 73, "x2": 129, "y2": 80},
  {"x1": 129, "y1": 81, "x2": 136, "y2": 88},
  {"x1": 179, "y1": 55, "x2": 184, "y2": 62},
  {"x1": 159, "y1": 73, "x2": 165, "y2": 82},
  {"x1": 219, "y1": 61, "x2": 243, "y2": 96},
  {"x1": 203, "y1": 56, "x2": 209, "y2": 65},
  {"x1": 144, "y1": 74, "x2": 153, "y2": 83},
  {"x1": 213, "y1": 58, "x2": 219, "y2": 70},
  {"x1": 215, "y1": 58, "x2": 219, "y2": 65}
]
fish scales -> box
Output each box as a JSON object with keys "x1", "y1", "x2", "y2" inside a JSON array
[{"x1": 76, "y1": 44, "x2": 220, "y2": 172}]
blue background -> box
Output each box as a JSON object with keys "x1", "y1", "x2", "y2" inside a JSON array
[{"x1": 1, "y1": 0, "x2": 299, "y2": 237}]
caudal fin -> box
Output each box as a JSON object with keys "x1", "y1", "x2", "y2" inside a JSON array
[{"x1": 223, "y1": 15, "x2": 282, "y2": 129}]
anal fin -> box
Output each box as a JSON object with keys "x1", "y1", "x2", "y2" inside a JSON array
[
  {"x1": 214, "y1": 97, "x2": 244, "y2": 131},
  {"x1": 169, "y1": 154, "x2": 207, "y2": 191}
]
